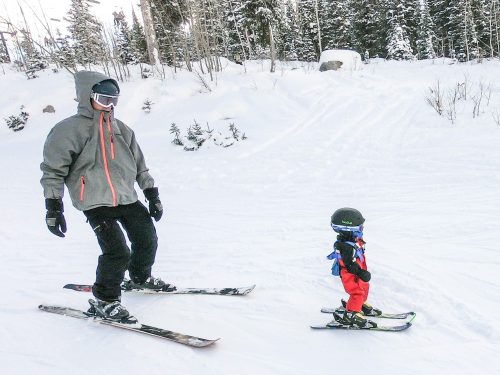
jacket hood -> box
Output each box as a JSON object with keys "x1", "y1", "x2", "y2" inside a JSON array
[{"x1": 75, "y1": 71, "x2": 120, "y2": 118}]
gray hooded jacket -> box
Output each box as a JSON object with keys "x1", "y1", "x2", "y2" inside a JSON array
[{"x1": 40, "y1": 71, "x2": 155, "y2": 211}]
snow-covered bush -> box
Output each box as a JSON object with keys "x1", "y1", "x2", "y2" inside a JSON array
[
  {"x1": 142, "y1": 99, "x2": 154, "y2": 113},
  {"x1": 426, "y1": 79, "x2": 497, "y2": 125},
  {"x1": 4, "y1": 106, "x2": 29, "y2": 132},
  {"x1": 425, "y1": 81, "x2": 444, "y2": 115},
  {"x1": 170, "y1": 120, "x2": 246, "y2": 151},
  {"x1": 170, "y1": 123, "x2": 183, "y2": 146}
]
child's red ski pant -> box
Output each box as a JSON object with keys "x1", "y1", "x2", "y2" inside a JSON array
[{"x1": 339, "y1": 257, "x2": 369, "y2": 312}]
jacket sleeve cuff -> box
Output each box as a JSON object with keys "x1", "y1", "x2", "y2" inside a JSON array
[
  {"x1": 144, "y1": 187, "x2": 159, "y2": 200},
  {"x1": 45, "y1": 198, "x2": 64, "y2": 211}
]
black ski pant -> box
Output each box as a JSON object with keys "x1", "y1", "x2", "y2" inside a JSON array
[{"x1": 84, "y1": 201, "x2": 158, "y2": 302}]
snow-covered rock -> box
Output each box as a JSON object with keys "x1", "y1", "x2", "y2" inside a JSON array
[{"x1": 319, "y1": 49, "x2": 362, "y2": 72}]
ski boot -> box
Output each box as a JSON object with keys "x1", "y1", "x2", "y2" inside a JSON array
[
  {"x1": 87, "y1": 298, "x2": 136, "y2": 323},
  {"x1": 361, "y1": 302, "x2": 382, "y2": 317},
  {"x1": 123, "y1": 276, "x2": 175, "y2": 292},
  {"x1": 340, "y1": 299, "x2": 382, "y2": 317},
  {"x1": 332, "y1": 310, "x2": 369, "y2": 328}
]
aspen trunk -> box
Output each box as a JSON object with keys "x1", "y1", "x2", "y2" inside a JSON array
[
  {"x1": 269, "y1": 23, "x2": 276, "y2": 73},
  {"x1": 139, "y1": 0, "x2": 160, "y2": 65}
]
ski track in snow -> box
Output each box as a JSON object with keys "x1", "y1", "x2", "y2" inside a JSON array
[{"x1": 1, "y1": 59, "x2": 500, "y2": 374}]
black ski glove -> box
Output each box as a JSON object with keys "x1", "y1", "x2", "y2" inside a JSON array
[
  {"x1": 45, "y1": 198, "x2": 67, "y2": 237},
  {"x1": 356, "y1": 269, "x2": 371, "y2": 282},
  {"x1": 144, "y1": 187, "x2": 163, "y2": 222}
]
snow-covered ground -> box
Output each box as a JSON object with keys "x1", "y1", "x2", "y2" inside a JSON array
[{"x1": 1, "y1": 58, "x2": 500, "y2": 374}]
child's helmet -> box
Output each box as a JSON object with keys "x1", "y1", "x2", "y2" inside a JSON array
[{"x1": 331, "y1": 208, "x2": 365, "y2": 237}]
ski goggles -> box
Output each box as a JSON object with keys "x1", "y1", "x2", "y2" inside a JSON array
[
  {"x1": 92, "y1": 92, "x2": 119, "y2": 108},
  {"x1": 331, "y1": 223, "x2": 364, "y2": 238}
]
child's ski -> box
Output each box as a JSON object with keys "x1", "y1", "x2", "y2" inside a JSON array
[
  {"x1": 63, "y1": 281, "x2": 256, "y2": 296},
  {"x1": 321, "y1": 307, "x2": 416, "y2": 321},
  {"x1": 39, "y1": 304, "x2": 219, "y2": 347},
  {"x1": 311, "y1": 321, "x2": 412, "y2": 332}
]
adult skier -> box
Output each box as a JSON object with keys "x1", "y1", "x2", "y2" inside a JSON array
[
  {"x1": 328, "y1": 207, "x2": 380, "y2": 327},
  {"x1": 40, "y1": 71, "x2": 167, "y2": 321}
]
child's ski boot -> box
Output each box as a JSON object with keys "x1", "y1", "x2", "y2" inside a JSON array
[
  {"x1": 339, "y1": 299, "x2": 382, "y2": 317},
  {"x1": 361, "y1": 302, "x2": 382, "y2": 317},
  {"x1": 333, "y1": 310, "x2": 368, "y2": 328}
]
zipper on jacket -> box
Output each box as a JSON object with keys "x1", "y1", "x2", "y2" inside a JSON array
[
  {"x1": 80, "y1": 176, "x2": 85, "y2": 201},
  {"x1": 99, "y1": 112, "x2": 117, "y2": 206},
  {"x1": 107, "y1": 116, "x2": 115, "y2": 160}
]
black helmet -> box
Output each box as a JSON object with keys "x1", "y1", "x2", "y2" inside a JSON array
[
  {"x1": 331, "y1": 207, "x2": 365, "y2": 228},
  {"x1": 91, "y1": 79, "x2": 120, "y2": 96}
]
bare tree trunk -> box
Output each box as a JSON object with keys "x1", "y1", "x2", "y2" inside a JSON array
[
  {"x1": 140, "y1": 0, "x2": 160, "y2": 65},
  {"x1": 269, "y1": 23, "x2": 276, "y2": 73},
  {"x1": 314, "y1": 0, "x2": 322, "y2": 54},
  {"x1": 495, "y1": 0, "x2": 500, "y2": 56},
  {"x1": 488, "y1": 1, "x2": 493, "y2": 57},
  {"x1": 244, "y1": 28, "x2": 253, "y2": 59},
  {"x1": 176, "y1": 1, "x2": 192, "y2": 71},
  {"x1": 464, "y1": 0, "x2": 470, "y2": 60}
]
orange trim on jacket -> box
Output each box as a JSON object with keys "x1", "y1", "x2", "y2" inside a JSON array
[
  {"x1": 99, "y1": 112, "x2": 117, "y2": 206},
  {"x1": 80, "y1": 176, "x2": 85, "y2": 201}
]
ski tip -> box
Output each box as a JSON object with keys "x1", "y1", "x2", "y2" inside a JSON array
[
  {"x1": 189, "y1": 337, "x2": 221, "y2": 348},
  {"x1": 244, "y1": 284, "x2": 257, "y2": 294}
]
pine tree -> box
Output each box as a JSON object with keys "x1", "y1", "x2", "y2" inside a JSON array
[
  {"x1": 447, "y1": 0, "x2": 480, "y2": 61},
  {"x1": 281, "y1": 0, "x2": 301, "y2": 60},
  {"x1": 427, "y1": 0, "x2": 448, "y2": 56},
  {"x1": 130, "y1": 8, "x2": 149, "y2": 64},
  {"x1": 297, "y1": 0, "x2": 320, "y2": 60},
  {"x1": 149, "y1": 0, "x2": 187, "y2": 66},
  {"x1": 0, "y1": 37, "x2": 9, "y2": 63},
  {"x1": 114, "y1": 11, "x2": 134, "y2": 64},
  {"x1": 66, "y1": 0, "x2": 106, "y2": 66},
  {"x1": 386, "y1": 25, "x2": 414, "y2": 60},
  {"x1": 471, "y1": 0, "x2": 492, "y2": 58},
  {"x1": 415, "y1": 0, "x2": 436, "y2": 59},
  {"x1": 320, "y1": 0, "x2": 355, "y2": 50},
  {"x1": 53, "y1": 29, "x2": 76, "y2": 69},
  {"x1": 351, "y1": 0, "x2": 386, "y2": 57},
  {"x1": 19, "y1": 30, "x2": 47, "y2": 78},
  {"x1": 224, "y1": 0, "x2": 250, "y2": 61},
  {"x1": 239, "y1": 0, "x2": 281, "y2": 70},
  {"x1": 386, "y1": 0, "x2": 414, "y2": 60},
  {"x1": 398, "y1": 0, "x2": 420, "y2": 53}
]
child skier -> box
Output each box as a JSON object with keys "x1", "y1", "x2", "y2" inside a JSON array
[{"x1": 327, "y1": 207, "x2": 381, "y2": 327}]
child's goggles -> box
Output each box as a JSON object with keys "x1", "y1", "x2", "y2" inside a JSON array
[
  {"x1": 92, "y1": 92, "x2": 119, "y2": 108},
  {"x1": 331, "y1": 223, "x2": 364, "y2": 238}
]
